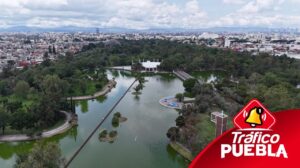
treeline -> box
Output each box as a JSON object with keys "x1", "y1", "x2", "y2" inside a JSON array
[
  {"x1": 0, "y1": 45, "x2": 109, "y2": 134},
  {"x1": 57, "y1": 39, "x2": 300, "y2": 113},
  {"x1": 68, "y1": 39, "x2": 300, "y2": 155},
  {"x1": 0, "y1": 75, "x2": 67, "y2": 134},
  {"x1": 91, "y1": 39, "x2": 300, "y2": 111}
]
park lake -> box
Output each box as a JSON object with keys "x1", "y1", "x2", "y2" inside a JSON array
[
  {"x1": 0, "y1": 70, "x2": 187, "y2": 168},
  {"x1": 0, "y1": 70, "x2": 221, "y2": 168}
]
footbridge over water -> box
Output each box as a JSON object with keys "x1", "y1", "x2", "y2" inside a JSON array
[{"x1": 173, "y1": 70, "x2": 194, "y2": 81}]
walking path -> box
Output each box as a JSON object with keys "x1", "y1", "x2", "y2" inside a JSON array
[
  {"x1": 173, "y1": 70, "x2": 195, "y2": 81},
  {"x1": 0, "y1": 111, "x2": 73, "y2": 142},
  {"x1": 173, "y1": 70, "x2": 203, "y2": 85},
  {"x1": 67, "y1": 79, "x2": 117, "y2": 101},
  {"x1": 107, "y1": 66, "x2": 132, "y2": 71},
  {"x1": 0, "y1": 80, "x2": 117, "y2": 142}
]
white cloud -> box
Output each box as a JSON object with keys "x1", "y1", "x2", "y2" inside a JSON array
[
  {"x1": 223, "y1": 0, "x2": 246, "y2": 5},
  {"x1": 211, "y1": 0, "x2": 300, "y2": 28},
  {"x1": 0, "y1": 0, "x2": 299, "y2": 29},
  {"x1": 238, "y1": 0, "x2": 284, "y2": 13},
  {"x1": 5, "y1": 0, "x2": 206, "y2": 29}
]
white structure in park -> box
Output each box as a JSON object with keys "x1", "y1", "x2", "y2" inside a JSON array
[{"x1": 141, "y1": 60, "x2": 161, "y2": 72}]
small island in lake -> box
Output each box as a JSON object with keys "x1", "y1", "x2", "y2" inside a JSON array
[
  {"x1": 99, "y1": 129, "x2": 118, "y2": 143},
  {"x1": 112, "y1": 112, "x2": 127, "y2": 127}
]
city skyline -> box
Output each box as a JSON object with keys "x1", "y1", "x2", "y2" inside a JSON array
[{"x1": 0, "y1": 0, "x2": 300, "y2": 30}]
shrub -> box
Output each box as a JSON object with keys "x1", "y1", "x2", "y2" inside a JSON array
[
  {"x1": 176, "y1": 116, "x2": 185, "y2": 127},
  {"x1": 95, "y1": 83, "x2": 102, "y2": 89},
  {"x1": 112, "y1": 116, "x2": 119, "y2": 127},
  {"x1": 109, "y1": 131, "x2": 117, "y2": 138},
  {"x1": 99, "y1": 130, "x2": 108, "y2": 138},
  {"x1": 114, "y1": 112, "x2": 121, "y2": 118},
  {"x1": 183, "y1": 78, "x2": 197, "y2": 93},
  {"x1": 175, "y1": 93, "x2": 184, "y2": 102}
]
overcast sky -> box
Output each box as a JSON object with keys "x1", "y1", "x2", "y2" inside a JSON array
[{"x1": 0, "y1": 0, "x2": 300, "y2": 29}]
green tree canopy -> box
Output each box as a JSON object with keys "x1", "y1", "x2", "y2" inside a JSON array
[
  {"x1": 183, "y1": 78, "x2": 197, "y2": 93},
  {"x1": 14, "y1": 80, "x2": 30, "y2": 99},
  {"x1": 15, "y1": 142, "x2": 64, "y2": 168}
]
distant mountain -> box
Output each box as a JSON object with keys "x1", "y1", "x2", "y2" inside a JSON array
[{"x1": 0, "y1": 26, "x2": 298, "y2": 33}]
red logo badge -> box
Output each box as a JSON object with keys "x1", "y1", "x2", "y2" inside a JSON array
[{"x1": 233, "y1": 99, "x2": 276, "y2": 130}]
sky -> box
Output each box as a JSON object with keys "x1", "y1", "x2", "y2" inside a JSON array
[{"x1": 0, "y1": 0, "x2": 300, "y2": 29}]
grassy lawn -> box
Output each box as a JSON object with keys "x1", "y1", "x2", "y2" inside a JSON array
[
  {"x1": 7, "y1": 94, "x2": 38, "y2": 107},
  {"x1": 70, "y1": 78, "x2": 108, "y2": 97},
  {"x1": 195, "y1": 113, "x2": 216, "y2": 141}
]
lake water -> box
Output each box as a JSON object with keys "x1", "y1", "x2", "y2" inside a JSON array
[{"x1": 0, "y1": 71, "x2": 189, "y2": 168}]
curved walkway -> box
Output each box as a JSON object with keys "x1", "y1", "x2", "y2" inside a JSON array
[
  {"x1": 0, "y1": 111, "x2": 73, "y2": 142},
  {"x1": 67, "y1": 79, "x2": 117, "y2": 101},
  {"x1": 0, "y1": 80, "x2": 118, "y2": 142}
]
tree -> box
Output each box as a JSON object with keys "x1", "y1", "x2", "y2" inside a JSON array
[
  {"x1": 15, "y1": 142, "x2": 65, "y2": 168},
  {"x1": 43, "y1": 52, "x2": 49, "y2": 60},
  {"x1": 109, "y1": 130, "x2": 117, "y2": 138},
  {"x1": 53, "y1": 45, "x2": 56, "y2": 54},
  {"x1": 6, "y1": 101, "x2": 23, "y2": 113},
  {"x1": 166, "y1": 127, "x2": 179, "y2": 141},
  {"x1": 114, "y1": 112, "x2": 121, "y2": 118},
  {"x1": 175, "y1": 93, "x2": 184, "y2": 102},
  {"x1": 36, "y1": 95, "x2": 59, "y2": 127},
  {"x1": 175, "y1": 116, "x2": 185, "y2": 127},
  {"x1": 183, "y1": 78, "x2": 197, "y2": 93},
  {"x1": 65, "y1": 52, "x2": 74, "y2": 62},
  {"x1": 0, "y1": 109, "x2": 10, "y2": 134},
  {"x1": 262, "y1": 72, "x2": 280, "y2": 87},
  {"x1": 10, "y1": 110, "x2": 27, "y2": 131},
  {"x1": 41, "y1": 75, "x2": 69, "y2": 102},
  {"x1": 48, "y1": 45, "x2": 52, "y2": 54},
  {"x1": 133, "y1": 83, "x2": 143, "y2": 93},
  {"x1": 14, "y1": 80, "x2": 30, "y2": 99},
  {"x1": 132, "y1": 62, "x2": 143, "y2": 71},
  {"x1": 136, "y1": 74, "x2": 145, "y2": 84},
  {"x1": 0, "y1": 80, "x2": 12, "y2": 96},
  {"x1": 112, "y1": 116, "x2": 119, "y2": 127},
  {"x1": 42, "y1": 52, "x2": 51, "y2": 67},
  {"x1": 99, "y1": 130, "x2": 108, "y2": 138},
  {"x1": 263, "y1": 84, "x2": 295, "y2": 111}
]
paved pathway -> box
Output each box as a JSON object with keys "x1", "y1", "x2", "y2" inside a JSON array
[
  {"x1": 67, "y1": 80, "x2": 117, "y2": 101},
  {"x1": 173, "y1": 70, "x2": 195, "y2": 81},
  {"x1": 0, "y1": 80, "x2": 117, "y2": 142},
  {"x1": 0, "y1": 111, "x2": 73, "y2": 142}
]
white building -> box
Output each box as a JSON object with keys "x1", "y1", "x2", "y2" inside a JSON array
[
  {"x1": 141, "y1": 60, "x2": 161, "y2": 72},
  {"x1": 224, "y1": 38, "x2": 231, "y2": 48}
]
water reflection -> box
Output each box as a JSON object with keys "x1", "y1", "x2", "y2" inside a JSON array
[
  {"x1": 95, "y1": 95, "x2": 107, "y2": 103},
  {"x1": 0, "y1": 126, "x2": 78, "y2": 161},
  {"x1": 79, "y1": 100, "x2": 88, "y2": 113},
  {"x1": 0, "y1": 70, "x2": 191, "y2": 168}
]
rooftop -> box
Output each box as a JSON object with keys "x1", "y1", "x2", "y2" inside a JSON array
[{"x1": 141, "y1": 60, "x2": 160, "y2": 69}]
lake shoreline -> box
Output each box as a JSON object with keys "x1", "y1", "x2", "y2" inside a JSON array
[
  {"x1": 67, "y1": 79, "x2": 117, "y2": 101},
  {"x1": 169, "y1": 141, "x2": 194, "y2": 161},
  {"x1": 0, "y1": 111, "x2": 74, "y2": 142}
]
